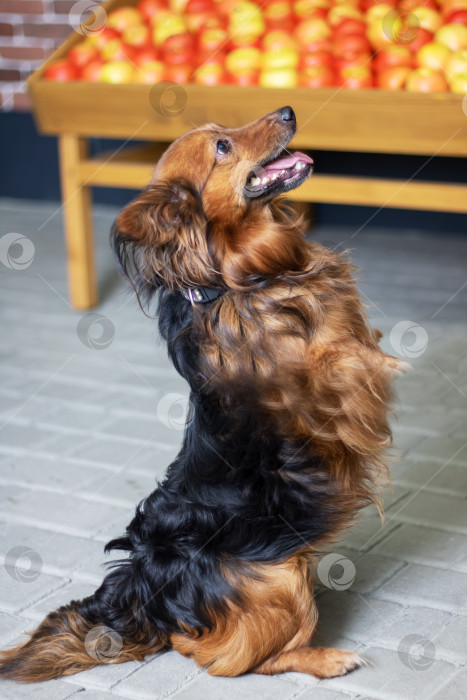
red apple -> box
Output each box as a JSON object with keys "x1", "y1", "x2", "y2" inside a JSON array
[
  {"x1": 333, "y1": 33, "x2": 372, "y2": 57},
  {"x1": 446, "y1": 9, "x2": 467, "y2": 23},
  {"x1": 405, "y1": 66, "x2": 449, "y2": 91},
  {"x1": 335, "y1": 52, "x2": 372, "y2": 73},
  {"x1": 406, "y1": 28, "x2": 434, "y2": 53},
  {"x1": 262, "y1": 30, "x2": 298, "y2": 51},
  {"x1": 133, "y1": 60, "x2": 166, "y2": 83},
  {"x1": 85, "y1": 27, "x2": 119, "y2": 52},
  {"x1": 441, "y1": 0, "x2": 467, "y2": 16},
  {"x1": 263, "y1": 0, "x2": 294, "y2": 28},
  {"x1": 101, "y1": 39, "x2": 135, "y2": 63},
  {"x1": 328, "y1": 5, "x2": 364, "y2": 26},
  {"x1": 80, "y1": 58, "x2": 104, "y2": 81},
  {"x1": 261, "y1": 48, "x2": 299, "y2": 70},
  {"x1": 333, "y1": 18, "x2": 367, "y2": 37},
  {"x1": 394, "y1": 0, "x2": 437, "y2": 10},
  {"x1": 229, "y1": 70, "x2": 259, "y2": 85},
  {"x1": 153, "y1": 14, "x2": 187, "y2": 45},
  {"x1": 293, "y1": 0, "x2": 330, "y2": 19},
  {"x1": 416, "y1": 41, "x2": 451, "y2": 70},
  {"x1": 435, "y1": 24, "x2": 467, "y2": 51},
  {"x1": 107, "y1": 8, "x2": 144, "y2": 33},
  {"x1": 165, "y1": 62, "x2": 194, "y2": 83},
  {"x1": 373, "y1": 45, "x2": 413, "y2": 71},
  {"x1": 67, "y1": 44, "x2": 99, "y2": 69},
  {"x1": 299, "y1": 65, "x2": 335, "y2": 86},
  {"x1": 338, "y1": 65, "x2": 373, "y2": 87},
  {"x1": 44, "y1": 60, "x2": 78, "y2": 81},
  {"x1": 300, "y1": 50, "x2": 334, "y2": 69},
  {"x1": 133, "y1": 46, "x2": 160, "y2": 66},
  {"x1": 294, "y1": 17, "x2": 332, "y2": 48},
  {"x1": 377, "y1": 65, "x2": 411, "y2": 88},
  {"x1": 137, "y1": 0, "x2": 168, "y2": 22},
  {"x1": 361, "y1": 0, "x2": 397, "y2": 9}
]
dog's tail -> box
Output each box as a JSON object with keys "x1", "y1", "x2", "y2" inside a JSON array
[{"x1": 0, "y1": 564, "x2": 165, "y2": 682}]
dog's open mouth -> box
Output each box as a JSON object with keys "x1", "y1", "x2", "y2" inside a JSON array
[{"x1": 244, "y1": 151, "x2": 313, "y2": 199}]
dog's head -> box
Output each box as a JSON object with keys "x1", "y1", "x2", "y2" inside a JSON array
[{"x1": 112, "y1": 107, "x2": 313, "y2": 297}]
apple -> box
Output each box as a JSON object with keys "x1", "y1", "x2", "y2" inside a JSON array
[
  {"x1": 193, "y1": 61, "x2": 227, "y2": 85},
  {"x1": 439, "y1": 0, "x2": 467, "y2": 15},
  {"x1": 262, "y1": 30, "x2": 298, "y2": 51},
  {"x1": 229, "y1": 70, "x2": 259, "y2": 85},
  {"x1": 294, "y1": 18, "x2": 332, "y2": 48},
  {"x1": 333, "y1": 18, "x2": 367, "y2": 37},
  {"x1": 99, "y1": 60, "x2": 135, "y2": 83},
  {"x1": 186, "y1": 0, "x2": 217, "y2": 31},
  {"x1": 446, "y1": 49, "x2": 467, "y2": 77},
  {"x1": 335, "y1": 52, "x2": 372, "y2": 73},
  {"x1": 333, "y1": 33, "x2": 372, "y2": 57},
  {"x1": 137, "y1": 0, "x2": 168, "y2": 22},
  {"x1": 406, "y1": 28, "x2": 434, "y2": 53},
  {"x1": 44, "y1": 60, "x2": 78, "y2": 81},
  {"x1": 153, "y1": 15, "x2": 187, "y2": 45},
  {"x1": 299, "y1": 65, "x2": 335, "y2": 86},
  {"x1": 411, "y1": 7, "x2": 442, "y2": 33},
  {"x1": 260, "y1": 67, "x2": 298, "y2": 87},
  {"x1": 198, "y1": 27, "x2": 228, "y2": 53},
  {"x1": 338, "y1": 65, "x2": 373, "y2": 87},
  {"x1": 80, "y1": 58, "x2": 104, "y2": 81},
  {"x1": 263, "y1": 0, "x2": 294, "y2": 28},
  {"x1": 229, "y1": 1, "x2": 265, "y2": 37},
  {"x1": 85, "y1": 27, "x2": 119, "y2": 52},
  {"x1": 405, "y1": 66, "x2": 449, "y2": 91},
  {"x1": 450, "y1": 71, "x2": 467, "y2": 92},
  {"x1": 367, "y1": 20, "x2": 394, "y2": 50},
  {"x1": 446, "y1": 9, "x2": 467, "y2": 23},
  {"x1": 328, "y1": 5, "x2": 364, "y2": 26},
  {"x1": 435, "y1": 24, "x2": 467, "y2": 51},
  {"x1": 67, "y1": 44, "x2": 99, "y2": 69},
  {"x1": 373, "y1": 45, "x2": 413, "y2": 71},
  {"x1": 261, "y1": 48, "x2": 299, "y2": 70},
  {"x1": 377, "y1": 65, "x2": 411, "y2": 88},
  {"x1": 162, "y1": 31, "x2": 195, "y2": 55},
  {"x1": 226, "y1": 47, "x2": 261, "y2": 73},
  {"x1": 300, "y1": 50, "x2": 334, "y2": 69},
  {"x1": 133, "y1": 60, "x2": 166, "y2": 83},
  {"x1": 366, "y1": 3, "x2": 396, "y2": 25},
  {"x1": 393, "y1": 0, "x2": 437, "y2": 10},
  {"x1": 107, "y1": 8, "x2": 144, "y2": 33},
  {"x1": 293, "y1": 0, "x2": 330, "y2": 19},
  {"x1": 133, "y1": 46, "x2": 160, "y2": 66},
  {"x1": 122, "y1": 24, "x2": 151, "y2": 47},
  {"x1": 165, "y1": 62, "x2": 194, "y2": 82},
  {"x1": 361, "y1": 0, "x2": 397, "y2": 9},
  {"x1": 416, "y1": 41, "x2": 451, "y2": 70},
  {"x1": 100, "y1": 39, "x2": 135, "y2": 63}
]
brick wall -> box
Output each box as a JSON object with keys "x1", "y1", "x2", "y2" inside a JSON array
[{"x1": 0, "y1": 0, "x2": 99, "y2": 111}]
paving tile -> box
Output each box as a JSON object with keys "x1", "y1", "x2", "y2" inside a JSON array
[
  {"x1": 431, "y1": 615, "x2": 467, "y2": 664},
  {"x1": 411, "y1": 436, "x2": 467, "y2": 465},
  {"x1": 0, "y1": 678, "x2": 81, "y2": 699},
  {"x1": 26, "y1": 580, "x2": 96, "y2": 621},
  {"x1": 169, "y1": 669, "x2": 303, "y2": 699},
  {"x1": 388, "y1": 492, "x2": 467, "y2": 534},
  {"x1": 113, "y1": 650, "x2": 200, "y2": 699},
  {"x1": 393, "y1": 459, "x2": 467, "y2": 496},
  {"x1": 0, "y1": 454, "x2": 100, "y2": 494},
  {"x1": 431, "y1": 666, "x2": 467, "y2": 699},
  {"x1": 0, "y1": 611, "x2": 37, "y2": 645},
  {"x1": 320, "y1": 646, "x2": 457, "y2": 700},
  {"x1": 375, "y1": 564, "x2": 467, "y2": 612},
  {"x1": 0, "y1": 566, "x2": 67, "y2": 615},
  {"x1": 374, "y1": 606, "x2": 451, "y2": 653},
  {"x1": 316, "y1": 590, "x2": 402, "y2": 645},
  {"x1": 62, "y1": 659, "x2": 147, "y2": 693},
  {"x1": 373, "y1": 524, "x2": 467, "y2": 568}
]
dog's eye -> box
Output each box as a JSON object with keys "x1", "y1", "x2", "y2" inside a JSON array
[{"x1": 216, "y1": 140, "x2": 231, "y2": 156}]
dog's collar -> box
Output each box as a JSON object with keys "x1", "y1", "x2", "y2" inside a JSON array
[{"x1": 181, "y1": 287, "x2": 226, "y2": 305}]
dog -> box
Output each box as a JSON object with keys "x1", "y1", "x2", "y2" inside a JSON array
[{"x1": 0, "y1": 106, "x2": 404, "y2": 683}]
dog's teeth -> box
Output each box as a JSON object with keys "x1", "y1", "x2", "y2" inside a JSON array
[
  {"x1": 272, "y1": 173, "x2": 279, "y2": 180},
  {"x1": 261, "y1": 176, "x2": 270, "y2": 185},
  {"x1": 280, "y1": 170, "x2": 286, "y2": 174},
  {"x1": 249, "y1": 176, "x2": 261, "y2": 186}
]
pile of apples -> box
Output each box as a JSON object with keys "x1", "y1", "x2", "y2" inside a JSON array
[{"x1": 43, "y1": 0, "x2": 467, "y2": 91}]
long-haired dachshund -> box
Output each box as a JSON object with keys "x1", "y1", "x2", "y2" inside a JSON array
[{"x1": 0, "y1": 107, "x2": 404, "y2": 683}]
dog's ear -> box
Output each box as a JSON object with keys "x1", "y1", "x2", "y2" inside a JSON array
[{"x1": 111, "y1": 179, "x2": 213, "y2": 300}]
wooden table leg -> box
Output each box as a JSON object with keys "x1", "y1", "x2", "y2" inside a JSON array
[{"x1": 58, "y1": 134, "x2": 98, "y2": 310}]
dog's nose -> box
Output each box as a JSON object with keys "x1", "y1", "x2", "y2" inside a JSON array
[{"x1": 280, "y1": 106, "x2": 295, "y2": 122}]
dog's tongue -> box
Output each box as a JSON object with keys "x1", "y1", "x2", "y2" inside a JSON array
[{"x1": 263, "y1": 151, "x2": 313, "y2": 172}]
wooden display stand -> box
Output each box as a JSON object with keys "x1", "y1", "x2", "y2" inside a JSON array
[{"x1": 28, "y1": 0, "x2": 467, "y2": 310}]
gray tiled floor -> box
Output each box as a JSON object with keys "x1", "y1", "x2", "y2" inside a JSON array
[{"x1": 0, "y1": 197, "x2": 466, "y2": 700}]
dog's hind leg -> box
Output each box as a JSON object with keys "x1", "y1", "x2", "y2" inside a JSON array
[{"x1": 255, "y1": 646, "x2": 364, "y2": 679}]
